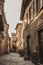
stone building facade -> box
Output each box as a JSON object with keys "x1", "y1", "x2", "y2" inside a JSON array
[
  {"x1": 0, "y1": 0, "x2": 9, "y2": 55},
  {"x1": 15, "y1": 23, "x2": 24, "y2": 52},
  {"x1": 20, "y1": 0, "x2": 43, "y2": 64}
]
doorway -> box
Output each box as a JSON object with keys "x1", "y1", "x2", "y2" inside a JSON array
[
  {"x1": 38, "y1": 29, "x2": 43, "y2": 63},
  {"x1": 27, "y1": 35, "x2": 30, "y2": 60}
]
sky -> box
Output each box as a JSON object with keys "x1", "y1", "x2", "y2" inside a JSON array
[{"x1": 4, "y1": 0, "x2": 22, "y2": 36}]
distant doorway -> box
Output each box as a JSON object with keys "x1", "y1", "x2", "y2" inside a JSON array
[
  {"x1": 38, "y1": 29, "x2": 43, "y2": 63},
  {"x1": 27, "y1": 35, "x2": 30, "y2": 60},
  {"x1": 0, "y1": 15, "x2": 4, "y2": 32}
]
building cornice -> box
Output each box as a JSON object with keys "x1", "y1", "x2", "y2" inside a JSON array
[{"x1": 15, "y1": 23, "x2": 22, "y2": 30}]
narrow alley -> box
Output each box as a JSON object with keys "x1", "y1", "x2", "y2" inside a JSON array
[{"x1": 0, "y1": 0, "x2": 43, "y2": 65}]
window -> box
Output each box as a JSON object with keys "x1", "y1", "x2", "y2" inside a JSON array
[
  {"x1": 40, "y1": 0, "x2": 43, "y2": 9},
  {"x1": 26, "y1": 13, "x2": 28, "y2": 24},
  {"x1": 38, "y1": 0, "x2": 40, "y2": 11},
  {"x1": 31, "y1": 3, "x2": 34, "y2": 20},
  {"x1": 42, "y1": 0, "x2": 43, "y2": 7},
  {"x1": 29, "y1": 7, "x2": 31, "y2": 21},
  {"x1": 33, "y1": 0, "x2": 37, "y2": 17},
  {"x1": 36, "y1": 0, "x2": 38, "y2": 13},
  {"x1": 28, "y1": 11, "x2": 30, "y2": 24},
  {"x1": 36, "y1": 0, "x2": 43, "y2": 13},
  {"x1": 24, "y1": 13, "x2": 28, "y2": 30}
]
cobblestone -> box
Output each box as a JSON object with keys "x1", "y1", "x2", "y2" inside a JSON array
[{"x1": 0, "y1": 53, "x2": 34, "y2": 65}]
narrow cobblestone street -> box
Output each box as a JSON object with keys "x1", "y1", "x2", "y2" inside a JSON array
[
  {"x1": 0, "y1": 0, "x2": 43, "y2": 65},
  {"x1": 0, "y1": 53, "x2": 34, "y2": 65}
]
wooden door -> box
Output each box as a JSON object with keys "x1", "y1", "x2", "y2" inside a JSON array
[{"x1": 38, "y1": 29, "x2": 43, "y2": 63}]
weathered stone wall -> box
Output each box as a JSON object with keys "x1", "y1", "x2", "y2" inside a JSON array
[
  {"x1": 23, "y1": 13, "x2": 43, "y2": 63},
  {"x1": 0, "y1": 0, "x2": 9, "y2": 55}
]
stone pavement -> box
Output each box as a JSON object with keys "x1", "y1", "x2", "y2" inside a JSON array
[{"x1": 0, "y1": 53, "x2": 34, "y2": 65}]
